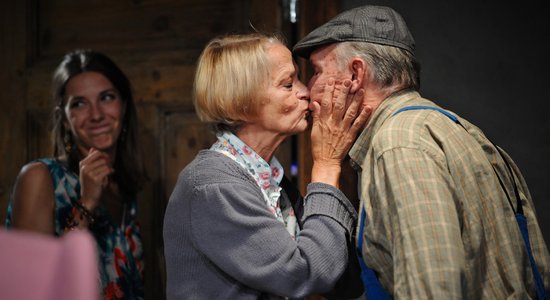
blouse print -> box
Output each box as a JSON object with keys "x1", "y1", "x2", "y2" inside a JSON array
[
  {"x1": 211, "y1": 131, "x2": 298, "y2": 238},
  {"x1": 5, "y1": 158, "x2": 144, "y2": 300}
]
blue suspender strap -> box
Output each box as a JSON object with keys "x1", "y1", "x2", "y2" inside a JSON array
[
  {"x1": 357, "y1": 207, "x2": 391, "y2": 299},
  {"x1": 517, "y1": 214, "x2": 548, "y2": 299},
  {"x1": 393, "y1": 105, "x2": 548, "y2": 299},
  {"x1": 392, "y1": 105, "x2": 460, "y2": 123}
]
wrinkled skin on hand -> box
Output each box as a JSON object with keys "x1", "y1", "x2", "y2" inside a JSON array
[{"x1": 309, "y1": 78, "x2": 371, "y2": 186}]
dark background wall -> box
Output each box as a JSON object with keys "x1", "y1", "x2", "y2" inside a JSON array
[{"x1": 343, "y1": 0, "x2": 550, "y2": 246}]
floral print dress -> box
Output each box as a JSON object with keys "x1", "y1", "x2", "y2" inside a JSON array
[{"x1": 5, "y1": 158, "x2": 144, "y2": 300}]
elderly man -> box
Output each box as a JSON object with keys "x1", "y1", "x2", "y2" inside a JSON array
[{"x1": 294, "y1": 5, "x2": 549, "y2": 299}]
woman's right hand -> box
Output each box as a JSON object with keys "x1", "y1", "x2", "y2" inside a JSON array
[
  {"x1": 309, "y1": 78, "x2": 371, "y2": 187},
  {"x1": 79, "y1": 147, "x2": 113, "y2": 210}
]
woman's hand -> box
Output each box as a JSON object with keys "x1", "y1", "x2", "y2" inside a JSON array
[
  {"x1": 309, "y1": 78, "x2": 371, "y2": 187},
  {"x1": 79, "y1": 147, "x2": 114, "y2": 210}
]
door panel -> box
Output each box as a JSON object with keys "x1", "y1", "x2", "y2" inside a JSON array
[{"x1": 0, "y1": 1, "x2": 303, "y2": 298}]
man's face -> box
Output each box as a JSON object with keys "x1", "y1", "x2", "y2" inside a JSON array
[{"x1": 307, "y1": 44, "x2": 352, "y2": 105}]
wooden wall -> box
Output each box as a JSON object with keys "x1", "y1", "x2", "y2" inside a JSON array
[{"x1": 0, "y1": 0, "x2": 342, "y2": 298}]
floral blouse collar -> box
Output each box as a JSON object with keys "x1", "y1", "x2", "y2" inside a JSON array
[{"x1": 210, "y1": 131, "x2": 297, "y2": 238}]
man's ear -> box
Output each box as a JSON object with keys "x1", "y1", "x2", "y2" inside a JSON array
[{"x1": 350, "y1": 58, "x2": 365, "y2": 93}]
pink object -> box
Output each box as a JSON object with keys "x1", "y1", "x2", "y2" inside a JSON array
[{"x1": 0, "y1": 229, "x2": 99, "y2": 300}]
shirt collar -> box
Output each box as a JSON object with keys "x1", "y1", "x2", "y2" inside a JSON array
[
  {"x1": 349, "y1": 89, "x2": 422, "y2": 170},
  {"x1": 211, "y1": 131, "x2": 298, "y2": 238},
  {"x1": 210, "y1": 131, "x2": 284, "y2": 187}
]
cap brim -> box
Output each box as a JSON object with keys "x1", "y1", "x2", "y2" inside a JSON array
[{"x1": 293, "y1": 38, "x2": 340, "y2": 58}]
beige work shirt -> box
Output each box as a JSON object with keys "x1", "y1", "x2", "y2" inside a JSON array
[{"x1": 350, "y1": 90, "x2": 550, "y2": 299}]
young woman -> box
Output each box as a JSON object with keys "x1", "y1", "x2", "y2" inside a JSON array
[{"x1": 6, "y1": 49, "x2": 146, "y2": 300}]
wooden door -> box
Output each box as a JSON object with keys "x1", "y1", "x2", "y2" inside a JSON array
[{"x1": 0, "y1": 1, "x2": 289, "y2": 298}]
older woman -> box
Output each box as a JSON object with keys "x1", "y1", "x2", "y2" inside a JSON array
[{"x1": 163, "y1": 33, "x2": 370, "y2": 299}]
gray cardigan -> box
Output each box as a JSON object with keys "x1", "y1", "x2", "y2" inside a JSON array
[{"x1": 163, "y1": 150, "x2": 359, "y2": 299}]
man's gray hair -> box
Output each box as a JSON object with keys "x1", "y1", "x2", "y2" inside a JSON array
[{"x1": 334, "y1": 42, "x2": 420, "y2": 93}]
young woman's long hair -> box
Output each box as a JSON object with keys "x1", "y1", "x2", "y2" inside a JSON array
[{"x1": 51, "y1": 49, "x2": 146, "y2": 197}]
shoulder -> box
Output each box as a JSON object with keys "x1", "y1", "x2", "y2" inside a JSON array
[
  {"x1": 166, "y1": 150, "x2": 264, "y2": 216},
  {"x1": 179, "y1": 150, "x2": 255, "y2": 186},
  {"x1": 373, "y1": 104, "x2": 464, "y2": 157},
  {"x1": 184, "y1": 150, "x2": 263, "y2": 189},
  {"x1": 13, "y1": 159, "x2": 58, "y2": 196},
  {"x1": 20, "y1": 157, "x2": 67, "y2": 174},
  {"x1": 169, "y1": 150, "x2": 259, "y2": 202},
  {"x1": 17, "y1": 158, "x2": 71, "y2": 184},
  {"x1": 10, "y1": 159, "x2": 56, "y2": 234},
  {"x1": 18, "y1": 160, "x2": 52, "y2": 182},
  {"x1": 13, "y1": 157, "x2": 72, "y2": 198}
]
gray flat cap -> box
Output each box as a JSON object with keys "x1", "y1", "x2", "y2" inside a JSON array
[{"x1": 293, "y1": 5, "x2": 415, "y2": 57}]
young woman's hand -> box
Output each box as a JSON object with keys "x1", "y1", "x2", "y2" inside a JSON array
[{"x1": 79, "y1": 147, "x2": 114, "y2": 210}]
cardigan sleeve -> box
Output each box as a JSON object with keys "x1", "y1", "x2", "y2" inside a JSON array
[{"x1": 190, "y1": 179, "x2": 357, "y2": 298}]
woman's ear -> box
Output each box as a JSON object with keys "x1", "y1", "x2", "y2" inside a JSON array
[{"x1": 350, "y1": 58, "x2": 365, "y2": 93}]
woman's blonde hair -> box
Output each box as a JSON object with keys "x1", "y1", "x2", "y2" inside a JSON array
[{"x1": 193, "y1": 33, "x2": 284, "y2": 132}]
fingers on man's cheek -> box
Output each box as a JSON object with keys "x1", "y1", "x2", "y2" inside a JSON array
[{"x1": 310, "y1": 87, "x2": 324, "y2": 103}]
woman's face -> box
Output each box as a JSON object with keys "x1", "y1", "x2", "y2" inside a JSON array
[
  {"x1": 252, "y1": 43, "x2": 310, "y2": 136},
  {"x1": 63, "y1": 71, "x2": 124, "y2": 156}
]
